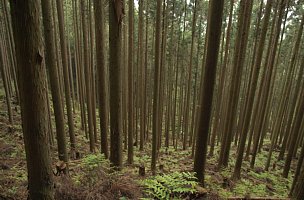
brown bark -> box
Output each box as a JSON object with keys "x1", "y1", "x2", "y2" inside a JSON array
[
  {"x1": 42, "y1": 0, "x2": 69, "y2": 162},
  {"x1": 94, "y1": 0, "x2": 109, "y2": 158},
  {"x1": 9, "y1": 0, "x2": 54, "y2": 198},
  {"x1": 128, "y1": 0, "x2": 134, "y2": 164},
  {"x1": 183, "y1": 0, "x2": 197, "y2": 150},
  {"x1": 152, "y1": 0, "x2": 162, "y2": 175},
  {"x1": 193, "y1": 0, "x2": 224, "y2": 185},
  {"x1": 56, "y1": 0, "x2": 76, "y2": 152},
  {"x1": 0, "y1": 39, "x2": 13, "y2": 125},
  {"x1": 81, "y1": 0, "x2": 95, "y2": 152},
  {"x1": 109, "y1": 0, "x2": 123, "y2": 169}
]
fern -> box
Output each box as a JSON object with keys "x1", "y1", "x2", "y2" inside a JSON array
[
  {"x1": 81, "y1": 153, "x2": 109, "y2": 170},
  {"x1": 139, "y1": 171, "x2": 199, "y2": 199}
]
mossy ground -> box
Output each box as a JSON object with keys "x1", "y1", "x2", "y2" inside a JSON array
[{"x1": 0, "y1": 88, "x2": 294, "y2": 199}]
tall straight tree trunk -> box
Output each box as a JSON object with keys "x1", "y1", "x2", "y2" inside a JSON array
[
  {"x1": 2, "y1": 0, "x2": 19, "y2": 101},
  {"x1": 235, "y1": 0, "x2": 272, "y2": 169},
  {"x1": 152, "y1": 0, "x2": 162, "y2": 175},
  {"x1": 261, "y1": 0, "x2": 288, "y2": 171},
  {"x1": 122, "y1": 0, "x2": 128, "y2": 150},
  {"x1": 183, "y1": 0, "x2": 197, "y2": 150},
  {"x1": 172, "y1": 12, "x2": 183, "y2": 148},
  {"x1": 243, "y1": 0, "x2": 264, "y2": 159},
  {"x1": 9, "y1": 0, "x2": 54, "y2": 198},
  {"x1": 128, "y1": 0, "x2": 134, "y2": 164},
  {"x1": 138, "y1": 0, "x2": 145, "y2": 151},
  {"x1": 42, "y1": 0, "x2": 69, "y2": 161},
  {"x1": 230, "y1": 1, "x2": 254, "y2": 179},
  {"x1": 194, "y1": 0, "x2": 224, "y2": 185},
  {"x1": 217, "y1": 0, "x2": 249, "y2": 169},
  {"x1": 165, "y1": 1, "x2": 175, "y2": 148},
  {"x1": 282, "y1": 15, "x2": 304, "y2": 178},
  {"x1": 88, "y1": 0, "x2": 98, "y2": 144},
  {"x1": 209, "y1": 0, "x2": 234, "y2": 157},
  {"x1": 56, "y1": 0, "x2": 76, "y2": 153},
  {"x1": 94, "y1": 0, "x2": 109, "y2": 158},
  {"x1": 0, "y1": 40, "x2": 13, "y2": 125},
  {"x1": 157, "y1": 0, "x2": 167, "y2": 150},
  {"x1": 109, "y1": 0, "x2": 123, "y2": 169},
  {"x1": 81, "y1": 0, "x2": 95, "y2": 152}
]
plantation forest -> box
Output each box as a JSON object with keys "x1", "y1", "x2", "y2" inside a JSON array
[{"x1": 1, "y1": 0, "x2": 304, "y2": 199}]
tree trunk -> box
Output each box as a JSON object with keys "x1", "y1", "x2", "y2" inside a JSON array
[
  {"x1": 9, "y1": 0, "x2": 54, "y2": 198},
  {"x1": 193, "y1": 0, "x2": 224, "y2": 185},
  {"x1": 42, "y1": 0, "x2": 69, "y2": 162},
  {"x1": 0, "y1": 39, "x2": 13, "y2": 125},
  {"x1": 183, "y1": 0, "x2": 197, "y2": 150},
  {"x1": 127, "y1": 0, "x2": 134, "y2": 164},
  {"x1": 81, "y1": 0, "x2": 95, "y2": 152},
  {"x1": 109, "y1": 0, "x2": 123, "y2": 169},
  {"x1": 152, "y1": 0, "x2": 162, "y2": 175},
  {"x1": 93, "y1": 0, "x2": 109, "y2": 158}
]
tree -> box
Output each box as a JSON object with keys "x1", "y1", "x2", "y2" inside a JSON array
[
  {"x1": 152, "y1": 0, "x2": 162, "y2": 175},
  {"x1": 138, "y1": 0, "x2": 145, "y2": 151},
  {"x1": 209, "y1": 0, "x2": 234, "y2": 157},
  {"x1": 9, "y1": 0, "x2": 54, "y2": 198},
  {"x1": 81, "y1": 0, "x2": 95, "y2": 152},
  {"x1": 282, "y1": 15, "x2": 304, "y2": 178},
  {"x1": 0, "y1": 39, "x2": 13, "y2": 125},
  {"x1": 218, "y1": 0, "x2": 253, "y2": 169},
  {"x1": 193, "y1": 0, "x2": 224, "y2": 185},
  {"x1": 128, "y1": 0, "x2": 134, "y2": 164},
  {"x1": 109, "y1": 0, "x2": 123, "y2": 169},
  {"x1": 235, "y1": 0, "x2": 272, "y2": 171},
  {"x1": 183, "y1": 0, "x2": 198, "y2": 150},
  {"x1": 41, "y1": 0, "x2": 68, "y2": 163},
  {"x1": 56, "y1": 0, "x2": 76, "y2": 154},
  {"x1": 94, "y1": 0, "x2": 109, "y2": 158}
]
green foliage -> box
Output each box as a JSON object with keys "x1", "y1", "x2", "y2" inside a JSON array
[
  {"x1": 139, "y1": 172, "x2": 198, "y2": 200},
  {"x1": 134, "y1": 154, "x2": 150, "y2": 166},
  {"x1": 234, "y1": 179, "x2": 249, "y2": 195},
  {"x1": 81, "y1": 153, "x2": 109, "y2": 170}
]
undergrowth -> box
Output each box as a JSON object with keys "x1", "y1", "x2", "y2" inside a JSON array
[{"x1": 139, "y1": 171, "x2": 205, "y2": 200}]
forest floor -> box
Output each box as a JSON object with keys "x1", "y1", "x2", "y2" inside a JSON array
[{"x1": 0, "y1": 89, "x2": 295, "y2": 199}]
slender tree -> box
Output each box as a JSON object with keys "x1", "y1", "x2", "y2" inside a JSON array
[
  {"x1": 183, "y1": 0, "x2": 198, "y2": 150},
  {"x1": 193, "y1": 0, "x2": 224, "y2": 184},
  {"x1": 218, "y1": 0, "x2": 253, "y2": 169},
  {"x1": 209, "y1": 0, "x2": 234, "y2": 157},
  {"x1": 138, "y1": 0, "x2": 145, "y2": 151},
  {"x1": 152, "y1": 0, "x2": 162, "y2": 175},
  {"x1": 0, "y1": 40, "x2": 13, "y2": 125},
  {"x1": 56, "y1": 0, "x2": 76, "y2": 153},
  {"x1": 81, "y1": 0, "x2": 95, "y2": 152},
  {"x1": 41, "y1": 0, "x2": 69, "y2": 162},
  {"x1": 128, "y1": 0, "x2": 134, "y2": 164},
  {"x1": 94, "y1": 0, "x2": 109, "y2": 158},
  {"x1": 236, "y1": 0, "x2": 272, "y2": 169},
  {"x1": 109, "y1": 0, "x2": 123, "y2": 168}
]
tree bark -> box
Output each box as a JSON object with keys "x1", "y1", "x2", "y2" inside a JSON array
[
  {"x1": 128, "y1": 0, "x2": 134, "y2": 164},
  {"x1": 9, "y1": 0, "x2": 54, "y2": 198},
  {"x1": 193, "y1": 0, "x2": 224, "y2": 185},
  {"x1": 94, "y1": 0, "x2": 109, "y2": 158},
  {"x1": 42, "y1": 0, "x2": 69, "y2": 162},
  {"x1": 81, "y1": 0, "x2": 95, "y2": 152},
  {"x1": 152, "y1": 0, "x2": 162, "y2": 175},
  {"x1": 109, "y1": 0, "x2": 123, "y2": 169}
]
